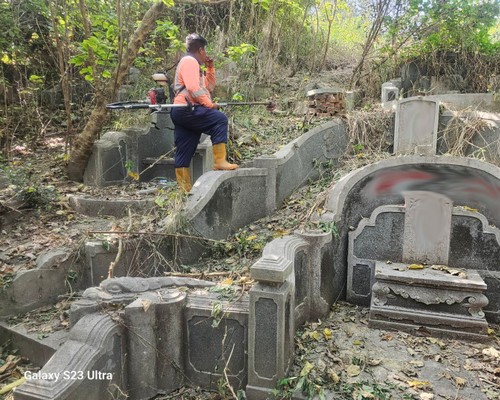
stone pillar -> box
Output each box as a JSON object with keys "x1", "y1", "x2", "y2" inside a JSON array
[
  {"x1": 155, "y1": 290, "x2": 187, "y2": 394},
  {"x1": 295, "y1": 230, "x2": 333, "y2": 321},
  {"x1": 247, "y1": 256, "x2": 294, "y2": 399},
  {"x1": 124, "y1": 293, "x2": 161, "y2": 400}
]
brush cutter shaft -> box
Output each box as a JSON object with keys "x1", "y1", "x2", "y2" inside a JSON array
[{"x1": 106, "y1": 101, "x2": 273, "y2": 110}]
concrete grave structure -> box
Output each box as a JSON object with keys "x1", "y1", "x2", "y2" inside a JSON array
[
  {"x1": 84, "y1": 112, "x2": 213, "y2": 187},
  {"x1": 394, "y1": 97, "x2": 439, "y2": 155},
  {"x1": 323, "y1": 155, "x2": 500, "y2": 324},
  {"x1": 6, "y1": 114, "x2": 500, "y2": 399},
  {"x1": 13, "y1": 230, "x2": 337, "y2": 400},
  {"x1": 354, "y1": 191, "x2": 490, "y2": 339}
]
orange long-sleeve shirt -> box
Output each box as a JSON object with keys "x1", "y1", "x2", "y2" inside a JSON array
[{"x1": 173, "y1": 55, "x2": 216, "y2": 108}]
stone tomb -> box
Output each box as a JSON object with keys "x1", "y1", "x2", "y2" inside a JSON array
[
  {"x1": 84, "y1": 112, "x2": 213, "y2": 187},
  {"x1": 348, "y1": 191, "x2": 493, "y2": 339},
  {"x1": 394, "y1": 97, "x2": 439, "y2": 155}
]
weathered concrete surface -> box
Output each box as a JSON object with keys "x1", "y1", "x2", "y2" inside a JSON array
[
  {"x1": 0, "y1": 321, "x2": 67, "y2": 367},
  {"x1": 68, "y1": 195, "x2": 155, "y2": 218},
  {"x1": 83, "y1": 131, "x2": 130, "y2": 187},
  {"x1": 394, "y1": 97, "x2": 439, "y2": 155},
  {"x1": 185, "y1": 168, "x2": 269, "y2": 240},
  {"x1": 426, "y1": 93, "x2": 500, "y2": 112},
  {"x1": 14, "y1": 314, "x2": 125, "y2": 400},
  {"x1": 324, "y1": 156, "x2": 500, "y2": 317},
  {"x1": 370, "y1": 262, "x2": 489, "y2": 340},
  {"x1": 259, "y1": 120, "x2": 349, "y2": 207},
  {"x1": 185, "y1": 292, "x2": 249, "y2": 391},
  {"x1": 0, "y1": 248, "x2": 79, "y2": 317},
  {"x1": 293, "y1": 302, "x2": 497, "y2": 400}
]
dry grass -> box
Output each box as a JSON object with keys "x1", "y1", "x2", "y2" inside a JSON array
[
  {"x1": 440, "y1": 109, "x2": 500, "y2": 166},
  {"x1": 344, "y1": 107, "x2": 393, "y2": 153}
]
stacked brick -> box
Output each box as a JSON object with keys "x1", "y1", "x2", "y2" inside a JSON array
[{"x1": 307, "y1": 88, "x2": 345, "y2": 117}]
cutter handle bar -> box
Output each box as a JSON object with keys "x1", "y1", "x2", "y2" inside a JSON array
[{"x1": 106, "y1": 101, "x2": 273, "y2": 110}]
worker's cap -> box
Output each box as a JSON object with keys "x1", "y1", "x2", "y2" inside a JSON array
[{"x1": 152, "y1": 73, "x2": 168, "y2": 82}]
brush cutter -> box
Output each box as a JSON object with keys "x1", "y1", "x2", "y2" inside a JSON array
[{"x1": 106, "y1": 100, "x2": 276, "y2": 111}]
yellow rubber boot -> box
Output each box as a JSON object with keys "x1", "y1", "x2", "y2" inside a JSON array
[
  {"x1": 213, "y1": 143, "x2": 238, "y2": 170},
  {"x1": 175, "y1": 167, "x2": 192, "y2": 193}
]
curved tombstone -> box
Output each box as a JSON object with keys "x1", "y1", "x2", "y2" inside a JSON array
[{"x1": 323, "y1": 156, "x2": 500, "y2": 323}]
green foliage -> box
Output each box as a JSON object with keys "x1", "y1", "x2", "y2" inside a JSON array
[
  {"x1": 227, "y1": 43, "x2": 257, "y2": 62},
  {"x1": 252, "y1": 0, "x2": 271, "y2": 11},
  {"x1": 2, "y1": 165, "x2": 59, "y2": 210},
  {"x1": 340, "y1": 381, "x2": 395, "y2": 400},
  {"x1": 232, "y1": 92, "x2": 244, "y2": 101},
  {"x1": 387, "y1": 0, "x2": 500, "y2": 57},
  {"x1": 273, "y1": 373, "x2": 326, "y2": 400}
]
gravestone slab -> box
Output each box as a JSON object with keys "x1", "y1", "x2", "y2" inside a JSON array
[
  {"x1": 402, "y1": 191, "x2": 452, "y2": 265},
  {"x1": 394, "y1": 97, "x2": 439, "y2": 155}
]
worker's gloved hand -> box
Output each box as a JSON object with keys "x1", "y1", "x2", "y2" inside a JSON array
[{"x1": 205, "y1": 56, "x2": 214, "y2": 68}]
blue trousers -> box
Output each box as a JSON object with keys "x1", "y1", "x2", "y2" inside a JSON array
[{"x1": 171, "y1": 106, "x2": 228, "y2": 168}]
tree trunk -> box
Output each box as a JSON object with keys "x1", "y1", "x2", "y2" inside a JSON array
[
  {"x1": 66, "y1": 0, "x2": 231, "y2": 182},
  {"x1": 67, "y1": 1, "x2": 167, "y2": 181}
]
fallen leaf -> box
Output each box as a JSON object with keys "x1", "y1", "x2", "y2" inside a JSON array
[
  {"x1": 311, "y1": 330, "x2": 321, "y2": 341},
  {"x1": 454, "y1": 377, "x2": 466, "y2": 387},
  {"x1": 221, "y1": 278, "x2": 233, "y2": 285},
  {"x1": 482, "y1": 347, "x2": 500, "y2": 358},
  {"x1": 380, "y1": 332, "x2": 393, "y2": 341},
  {"x1": 323, "y1": 328, "x2": 333, "y2": 340},
  {"x1": 493, "y1": 367, "x2": 500, "y2": 376},
  {"x1": 447, "y1": 268, "x2": 463, "y2": 276},
  {"x1": 462, "y1": 206, "x2": 478, "y2": 212},
  {"x1": 327, "y1": 368, "x2": 340, "y2": 383},
  {"x1": 355, "y1": 389, "x2": 375, "y2": 398},
  {"x1": 141, "y1": 299, "x2": 151, "y2": 312},
  {"x1": 128, "y1": 171, "x2": 139, "y2": 180},
  {"x1": 409, "y1": 360, "x2": 424, "y2": 368},
  {"x1": 487, "y1": 327, "x2": 495, "y2": 335},
  {"x1": 300, "y1": 361, "x2": 314, "y2": 377},
  {"x1": 352, "y1": 340, "x2": 364, "y2": 346},
  {"x1": 408, "y1": 264, "x2": 424, "y2": 270},
  {"x1": 407, "y1": 380, "x2": 431, "y2": 389},
  {"x1": 346, "y1": 364, "x2": 361, "y2": 377}
]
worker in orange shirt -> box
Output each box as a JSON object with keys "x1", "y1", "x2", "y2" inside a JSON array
[{"x1": 171, "y1": 33, "x2": 238, "y2": 193}]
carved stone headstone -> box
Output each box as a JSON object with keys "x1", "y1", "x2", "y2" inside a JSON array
[
  {"x1": 402, "y1": 191, "x2": 452, "y2": 265},
  {"x1": 394, "y1": 97, "x2": 439, "y2": 155}
]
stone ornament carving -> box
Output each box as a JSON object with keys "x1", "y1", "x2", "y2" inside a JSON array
[
  {"x1": 83, "y1": 276, "x2": 215, "y2": 301},
  {"x1": 371, "y1": 281, "x2": 488, "y2": 318}
]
